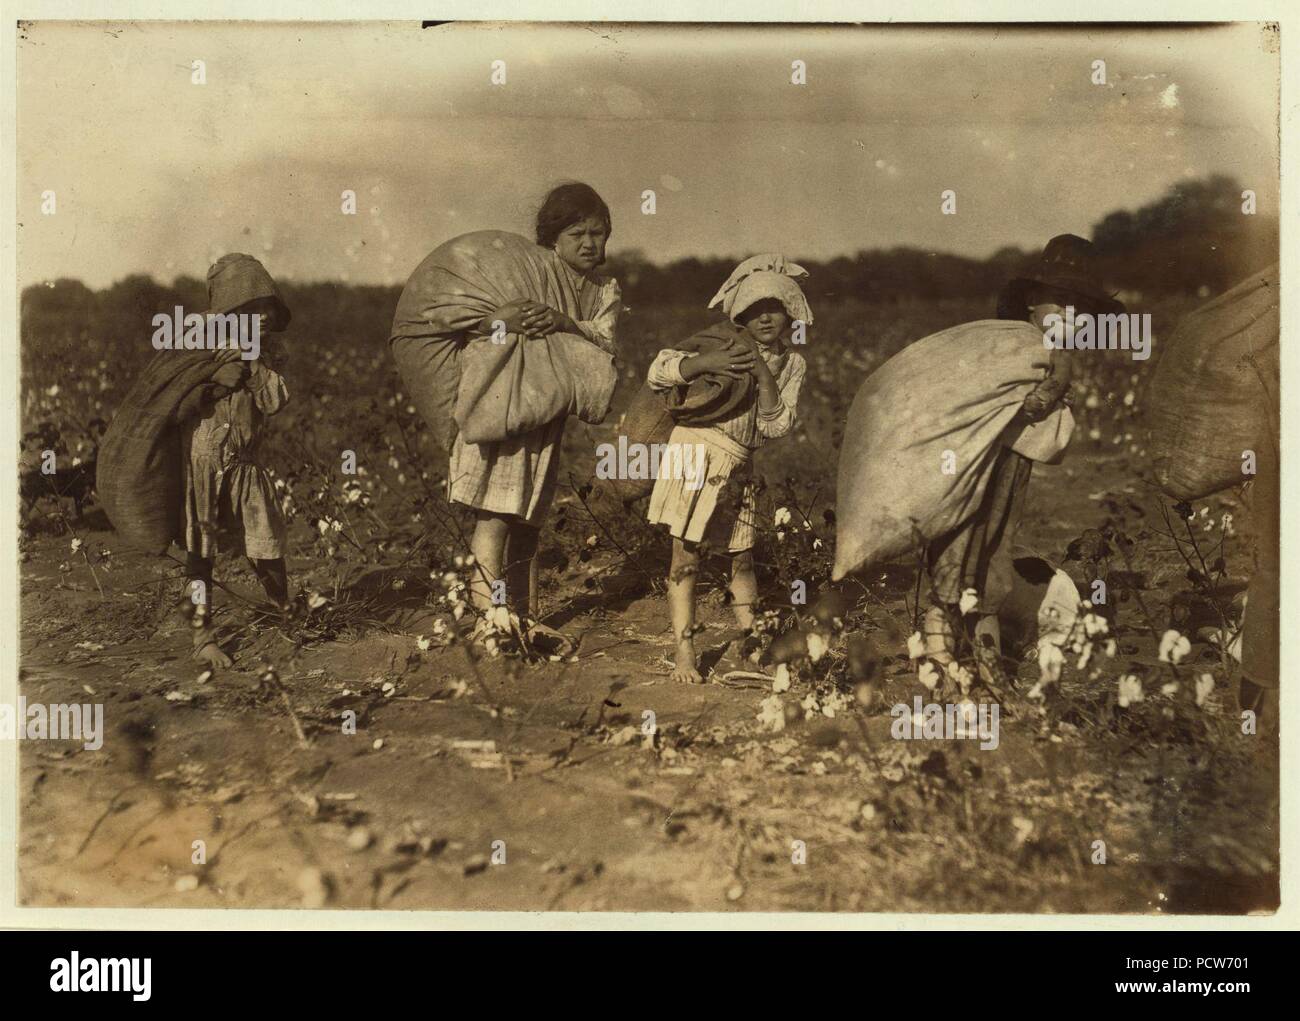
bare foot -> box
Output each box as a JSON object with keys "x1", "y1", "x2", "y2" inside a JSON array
[
  {"x1": 194, "y1": 641, "x2": 233, "y2": 669},
  {"x1": 671, "y1": 638, "x2": 703, "y2": 684},
  {"x1": 526, "y1": 622, "x2": 574, "y2": 658}
]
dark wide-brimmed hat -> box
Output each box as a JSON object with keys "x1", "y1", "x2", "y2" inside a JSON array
[
  {"x1": 1006, "y1": 234, "x2": 1125, "y2": 316},
  {"x1": 206, "y1": 253, "x2": 291, "y2": 328}
]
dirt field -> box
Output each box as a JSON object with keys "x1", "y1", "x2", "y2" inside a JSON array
[{"x1": 17, "y1": 297, "x2": 1279, "y2": 914}]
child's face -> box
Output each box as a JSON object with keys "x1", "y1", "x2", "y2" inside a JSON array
[
  {"x1": 554, "y1": 216, "x2": 609, "y2": 273},
  {"x1": 1029, "y1": 302, "x2": 1066, "y2": 334},
  {"x1": 738, "y1": 299, "x2": 789, "y2": 347},
  {"x1": 242, "y1": 297, "x2": 283, "y2": 334}
]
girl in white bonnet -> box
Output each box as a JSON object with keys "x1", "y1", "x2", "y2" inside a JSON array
[{"x1": 645, "y1": 255, "x2": 810, "y2": 683}]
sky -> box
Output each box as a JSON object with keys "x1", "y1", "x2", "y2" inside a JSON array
[{"x1": 16, "y1": 20, "x2": 1280, "y2": 289}]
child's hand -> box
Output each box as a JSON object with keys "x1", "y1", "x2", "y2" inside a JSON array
[
  {"x1": 682, "y1": 338, "x2": 756, "y2": 381},
  {"x1": 519, "y1": 303, "x2": 560, "y2": 338},
  {"x1": 1020, "y1": 377, "x2": 1070, "y2": 422},
  {"x1": 491, "y1": 300, "x2": 554, "y2": 337}
]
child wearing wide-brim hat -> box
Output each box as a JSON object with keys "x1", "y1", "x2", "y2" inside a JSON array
[{"x1": 925, "y1": 234, "x2": 1124, "y2": 668}]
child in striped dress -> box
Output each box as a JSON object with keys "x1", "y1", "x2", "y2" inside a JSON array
[
  {"x1": 646, "y1": 255, "x2": 809, "y2": 683},
  {"x1": 448, "y1": 183, "x2": 621, "y2": 646}
]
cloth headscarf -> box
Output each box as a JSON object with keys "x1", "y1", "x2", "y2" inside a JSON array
[
  {"x1": 708, "y1": 253, "x2": 814, "y2": 325},
  {"x1": 207, "y1": 253, "x2": 291, "y2": 328}
]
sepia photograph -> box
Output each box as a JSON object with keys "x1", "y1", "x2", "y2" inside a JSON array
[{"x1": 8, "y1": 16, "x2": 1283, "y2": 921}]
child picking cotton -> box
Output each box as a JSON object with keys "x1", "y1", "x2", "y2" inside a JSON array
[
  {"x1": 180, "y1": 254, "x2": 294, "y2": 668},
  {"x1": 922, "y1": 235, "x2": 1123, "y2": 673},
  {"x1": 444, "y1": 183, "x2": 622, "y2": 652},
  {"x1": 646, "y1": 255, "x2": 809, "y2": 684}
]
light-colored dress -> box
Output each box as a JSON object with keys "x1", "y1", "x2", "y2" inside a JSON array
[
  {"x1": 645, "y1": 342, "x2": 806, "y2": 552},
  {"x1": 181, "y1": 360, "x2": 289, "y2": 560},
  {"x1": 448, "y1": 271, "x2": 621, "y2": 524}
]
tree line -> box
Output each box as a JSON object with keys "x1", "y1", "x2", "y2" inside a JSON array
[{"x1": 22, "y1": 174, "x2": 1277, "y2": 326}]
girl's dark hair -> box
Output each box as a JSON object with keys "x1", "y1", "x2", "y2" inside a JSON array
[{"x1": 535, "y1": 182, "x2": 612, "y2": 248}]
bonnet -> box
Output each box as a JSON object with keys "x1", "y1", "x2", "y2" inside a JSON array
[
  {"x1": 708, "y1": 253, "x2": 814, "y2": 325},
  {"x1": 206, "y1": 253, "x2": 292, "y2": 328}
]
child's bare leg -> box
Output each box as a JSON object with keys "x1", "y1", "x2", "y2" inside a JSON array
[
  {"x1": 249, "y1": 557, "x2": 289, "y2": 609},
  {"x1": 729, "y1": 549, "x2": 758, "y2": 632},
  {"x1": 668, "y1": 538, "x2": 702, "y2": 684},
  {"x1": 184, "y1": 551, "x2": 214, "y2": 612},
  {"x1": 505, "y1": 519, "x2": 540, "y2": 619},
  {"x1": 185, "y1": 552, "x2": 232, "y2": 669},
  {"x1": 922, "y1": 602, "x2": 956, "y2": 665},
  {"x1": 468, "y1": 511, "x2": 509, "y2": 613},
  {"x1": 972, "y1": 612, "x2": 1002, "y2": 688}
]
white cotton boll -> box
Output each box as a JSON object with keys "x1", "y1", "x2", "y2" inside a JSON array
[
  {"x1": 947, "y1": 662, "x2": 974, "y2": 695},
  {"x1": 772, "y1": 663, "x2": 791, "y2": 693},
  {"x1": 806, "y1": 631, "x2": 829, "y2": 663},
  {"x1": 1195, "y1": 673, "x2": 1215, "y2": 707},
  {"x1": 1082, "y1": 613, "x2": 1109, "y2": 637},
  {"x1": 1037, "y1": 641, "x2": 1064, "y2": 684},
  {"x1": 917, "y1": 661, "x2": 940, "y2": 691},
  {"x1": 958, "y1": 588, "x2": 979, "y2": 615},
  {"x1": 907, "y1": 631, "x2": 925, "y2": 660},
  {"x1": 757, "y1": 694, "x2": 786, "y2": 733},
  {"x1": 1158, "y1": 629, "x2": 1190, "y2": 665},
  {"x1": 1117, "y1": 674, "x2": 1143, "y2": 707},
  {"x1": 801, "y1": 693, "x2": 820, "y2": 719}
]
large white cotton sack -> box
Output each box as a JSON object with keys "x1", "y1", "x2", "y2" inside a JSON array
[
  {"x1": 389, "y1": 230, "x2": 617, "y2": 451},
  {"x1": 1147, "y1": 265, "x2": 1278, "y2": 501},
  {"x1": 833, "y1": 319, "x2": 1072, "y2": 581}
]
